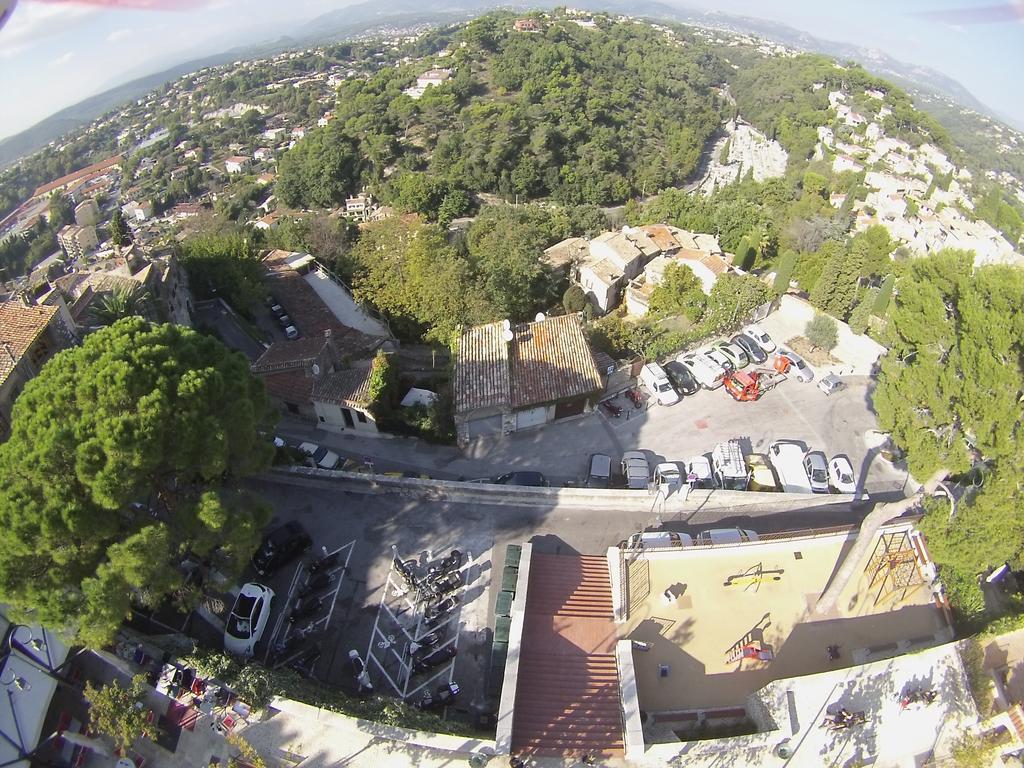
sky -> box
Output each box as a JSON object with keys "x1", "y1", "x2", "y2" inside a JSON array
[{"x1": 0, "y1": 0, "x2": 1022, "y2": 141}]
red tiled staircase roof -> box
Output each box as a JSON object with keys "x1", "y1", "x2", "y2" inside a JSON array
[{"x1": 511, "y1": 554, "x2": 624, "y2": 757}]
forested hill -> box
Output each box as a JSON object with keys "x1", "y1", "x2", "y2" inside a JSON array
[{"x1": 276, "y1": 13, "x2": 731, "y2": 209}]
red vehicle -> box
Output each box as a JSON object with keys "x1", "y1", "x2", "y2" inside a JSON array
[{"x1": 723, "y1": 369, "x2": 785, "y2": 402}]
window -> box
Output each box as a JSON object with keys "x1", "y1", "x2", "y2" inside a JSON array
[
  {"x1": 286, "y1": 403, "x2": 299, "y2": 415},
  {"x1": 356, "y1": 411, "x2": 367, "y2": 423},
  {"x1": 318, "y1": 415, "x2": 325, "y2": 422}
]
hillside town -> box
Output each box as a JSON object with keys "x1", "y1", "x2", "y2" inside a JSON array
[{"x1": 0, "y1": 7, "x2": 1023, "y2": 768}]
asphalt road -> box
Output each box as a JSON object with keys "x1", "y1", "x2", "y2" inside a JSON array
[{"x1": 235, "y1": 474, "x2": 872, "y2": 722}]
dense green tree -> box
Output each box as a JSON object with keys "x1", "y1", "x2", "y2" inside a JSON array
[
  {"x1": 648, "y1": 263, "x2": 707, "y2": 322},
  {"x1": 351, "y1": 218, "x2": 489, "y2": 344},
  {"x1": 465, "y1": 206, "x2": 562, "y2": 320},
  {"x1": 872, "y1": 273, "x2": 895, "y2": 317},
  {"x1": 847, "y1": 288, "x2": 877, "y2": 335},
  {"x1": 773, "y1": 249, "x2": 798, "y2": 294},
  {"x1": 0, "y1": 319, "x2": 276, "y2": 645},
  {"x1": 176, "y1": 228, "x2": 265, "y2": 318},
  {"x1": 875, "y1": 251, "x2": 1024, "y2": 620},
  {"x1": 366, "y1": 351, "x2": 398, "y2": 418},
  {"x1": 563, "y1": 285, "x2": 588, "y2": 313},
  {"x1": 805, "y1": 313, "x2": 838, "y2": 351},
  {"x1": 809, "y1": 239, "x2": 863, "y2": 318},
  {"x1": 109, "y1": 208, "x2": 131, "y2": 249},
  {"x1": 48, "y1": 193, "x2": 74, "y2": 228},
  {"x1": 702, "y1": 273, "x2": 771, "y2": 330},
  {"x1": 850, "y1": 225, "x2": 893, "y2": 278},
  {"x1": 84, "y1": 674, "x2": 155, "y2": 752},
  {"x1": 276, "y1": 123, "x2": 361, "y2": 209}
]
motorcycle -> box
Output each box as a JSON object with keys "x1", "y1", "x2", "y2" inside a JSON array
[
  {"x1": 408, "y1": 630, "x2": 442, "y2": 656},
  {"x1": 289, "y1": 595, "x2": 324, "y2": 623},
  {"x1": 821, "y1": 709, "x2": 866, "y2": 730},
  {"x1": 412, "y1": 644, "x2": 457, "y2": 673},
  {"x1": 297, "y1": 570, "x2": 337, "y2": 598},
  {"x1": 899, "y1": 688, "x2": 937, "y2": 709},
  {"x1": 424, "y1": 595, "x2": 459, "y2": 627},
  {"x1": 599, "y1": 399, "x2": 622, "y2": 418},
  {"x1": 414, "y1": 681, "x2": 460, "y2": 710},
  {"x1": 625, "y1": 389, "x2": 643, "y2": 409},
  {"x1": 393, "y1": 556, "x2": 421, "y2": 588},
  {"x1": 288, "y1": 643, "x2": 321, "y2": 677},
  {"x1": 425, "y1": 550, "x2": 463, "y2": 582},
  {"x1": 422, "y1": 571, "x2": 462, "y2": 597},
  {"x1": 348, "y1": 649, "x2": 373, "y2": 694},
  {"x1": 308, "y1": 550, "x2": 341, "y2": 575}
]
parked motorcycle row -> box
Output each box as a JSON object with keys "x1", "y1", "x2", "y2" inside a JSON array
[
  {"x1": 600, "y1": 389, "x2": 644, "y2": 418},
  {"x1": 271, "y1": 548, "x2": 346, "y2": 673},
  {"x1": 391, "y1": 549, "x2": 466, "y2": 705}
]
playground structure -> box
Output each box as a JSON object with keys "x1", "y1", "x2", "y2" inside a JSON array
[{"x1": 865, "y1": 530, "x2": 927, "y2": 607}]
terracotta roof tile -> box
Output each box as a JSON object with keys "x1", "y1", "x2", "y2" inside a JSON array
[
  {"x1": 311, "y1": 366, "x2": 373, "y2": 408},
  {"x1": 0, "y1": 301, "x2": 58, "y2": 359}
]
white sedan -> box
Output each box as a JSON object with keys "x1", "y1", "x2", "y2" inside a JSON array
[
  {"x1": 828, "y1": 456, "x2": 857, "y2": 494},
  {"x1": 224, "y1": 582, "x2": 275, "y2": 657},
  {"x1": 742, "y1": 325, "x2": 776, "y2": 353}
]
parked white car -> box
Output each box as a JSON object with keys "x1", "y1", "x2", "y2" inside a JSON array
[
  {"x1": 639, "y1": 362, "x2": 680, "y2": 406},
  {"x1": 685, "y1": 455, "x2": 714, "y2": 489},
  {"x1": 620, "y1": 531, "x2": 695, "y2": 550},
  {"x1": 777, "y1": 347, "x2": 814, "y2": 382},
  {"x1": 298, "y1": 441, "x2": 341, "y2": 469},
  {"x1": 224, "y1": 582, "x2": 275, "y2": 657},
  {"x1": 696, "y1": 528, "x2": 760, "y2": 545},
  {"x1": 713, "y1": 341, "x2": 749, "y2": 369},
  {"x1": 702, "y1": 347, "x2": 735, "y2": 372},
  {"x1": 802, "y1": 450, "x2": 830, "y2": 494},
  {"x1": 742, "y1": 325, "x2": 776, "y2": 353},
  {"x1": 828, "y1": 455, "x2": 857, "y2": 494}
]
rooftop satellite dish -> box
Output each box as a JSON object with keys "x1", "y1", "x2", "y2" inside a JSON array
[
  {"x1": 502, "y1": 319, "x2": 512, "y2": 331},
  {"x1": 502, "y1": 329, "x2": 514, "y2": 342},
  {"x1": 534, "y1": 312, "x2": 546, "y2": 322},
  {"x1": 311, "y1": 363, "x2": 320, "y2": 375}
]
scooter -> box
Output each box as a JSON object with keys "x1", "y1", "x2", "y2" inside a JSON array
[
  {"x1": 412, "y1": 644, "x2": 457, "y2": 673},
  {"x1": 599, "y1": 399, "x2": 622, "y2": 418},
  {"x1": 297, "y1": 570, "x2": 337, "y2": 598},
  {"x1": 289, "y1": 595, "x2": 324, "y2": 623},
  {"x1": 271, "y1": 632, "x2": 307, "y2": 663},
  {"x1": 821, "y1": 709, "x2": 866, "y2": 730},
  {"x1": 414, "y1": 681, "x2": 460, "y2": 710},
  {"x1": 393, "y1": 557, "x2": 421, "y2": 588},
  {"x1": 625, "y1": 389, "x2": 643, "y2": 409},
  {"x1": 424, "y1": 595, "x2": 459, "y2": 627},
  {"x1": 348, "y1": 649, "x2": 373, "y2": 694}
]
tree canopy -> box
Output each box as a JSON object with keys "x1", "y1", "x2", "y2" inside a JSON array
[
  {"x1": 0, "y1": 319, "x2": 276, "y2": 645},
  {"x1": 873, "y1": 251, "x2": 1024, "y2": 621}
]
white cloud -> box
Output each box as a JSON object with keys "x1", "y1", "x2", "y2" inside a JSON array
[
  {"x1": 48, "y1": 50, "x2": 74, "y2": 68},
  {"x1": 0, "y1": 1, "x2": 100, "y2": 58},
  {"x1": 106, "y1": 28, "x2": 133, "y2": 43}
]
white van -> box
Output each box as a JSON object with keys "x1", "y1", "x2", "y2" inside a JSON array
[
  {"x1": 640, "y1": 362, "x2": 679, "y2": 406},
  {"x1": 621, "y1": 531, "x2": 695, "y2": 550},
  {"x1": 696, "y1": 528, "x2": 760, "y2": 545},
  {"x1": 678, "y1": 352, "x2": 726, "y2": 390}
]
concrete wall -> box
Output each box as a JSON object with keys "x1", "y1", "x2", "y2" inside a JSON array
[
  {"x1": 616, "y1": 640, "x2": 645, "y2": 760},
  {"x1": 314, "y1": 400, "x2": 379, "y2": 436}
]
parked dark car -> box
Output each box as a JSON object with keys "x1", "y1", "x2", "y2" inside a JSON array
[
  {"x1": 493, "y1": 471, "x2": 549, "y2": 487},
  {"x1": 586, "y1": 453, "x2": 613, "y2": 488},
  {"x1": 664, "y1": 360, "x2": 700, "y2": 396},
  {"x1": 731, "y1": 334, "x2": 768, "y2": 365},
  {"x1": 252, "y1": 521, "x2": 312, "y2": 576}
]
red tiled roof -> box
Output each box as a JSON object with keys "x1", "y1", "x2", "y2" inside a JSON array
[
  {"x1": 311, "y1": 365, "x2": 373, "y2": 408},
  {"x1": 455, "y1": 314, "x2": 602, "y2": 415},
  {"x1": 251, "y1": 335, "x2": 331, "y2": 374},
  {"x1": 512, "y1": 554, "x2": 623, "y2": 757},
  {"x1": 32, "y1": 154, "x2": 122, "y2": 198},
  {"x1": 0, "y1": 301, "x2": 58, "y2": 359}
]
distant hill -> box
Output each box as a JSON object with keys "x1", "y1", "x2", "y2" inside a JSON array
[
  {"x1": 1, "y1": 0, "x2": 1019, "y2": 170},
  {"x1": 0, "y1": 54, "x2": 241, "y2": 169}
]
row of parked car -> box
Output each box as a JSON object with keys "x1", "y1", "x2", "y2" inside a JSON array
[
  {"x1": 269, "y1": 297, "x2": 300, "y2": 340},
  {"x1": 585, "y1": 437, "x2": 857, "y2": 495}
]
